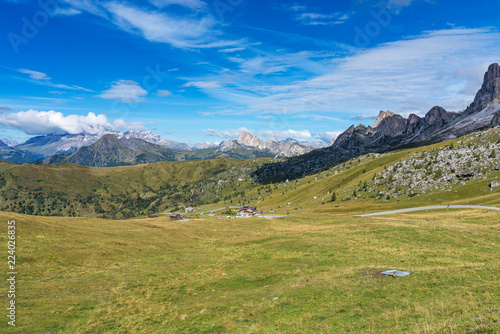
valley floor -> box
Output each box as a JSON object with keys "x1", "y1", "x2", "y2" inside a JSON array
[{"x1": 1, "y1": 208, "x2": 499, "y2": 333}]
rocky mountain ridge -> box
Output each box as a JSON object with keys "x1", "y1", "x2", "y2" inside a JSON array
[
  {"x1": 253, "y1": 63, "x2": 500, "y2": 183},
  {"x1": 36, "y1": 134, "x2": 279, "y2": 167},
  {"x1": 5, "y1": 129, "x2": 326, "y2": 164},
  {"x1": 15, "y1": 130, "x2": 191, "y2": 158},
  {"x1": 237, "y1": 132, "x2": 314, "y2": 157},
  {"x1": 37, "y1": 134, "x2": 180, "y2": 167}
]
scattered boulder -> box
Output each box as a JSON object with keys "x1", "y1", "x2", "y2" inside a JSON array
[
  {"x1": 456, "y1": 172, "x2": 475, "y2": 179},
  {"x1": 490, "y1": 180, "x2": 500, "y2": 190},
  {"x1": 492, "y1": 111, "x2": 500, "y2": 127}
]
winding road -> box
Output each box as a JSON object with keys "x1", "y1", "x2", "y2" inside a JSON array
[{"x1": 356, "y1": 205, "x2": 500, "y2": 217}]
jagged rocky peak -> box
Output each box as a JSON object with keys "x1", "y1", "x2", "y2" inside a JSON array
[
  {"x1": 219, "y1": 139, "x2": 240, "y2": 151},
  {"x1": 355, "y1": 123, "x2": 366, "y2": 131},
  {"x1": 375, "y1": 113, "x2": 406, "y2": 136},
  {"x1": 407, "y1": 113, "x2": 421, "y2": 124},
  {"x1": 424, "y1": 106, "x2": 455, "y2": 126},
  {"x1": 464, "y1": 63, "x2": 500, "y2": 115},
  {"x1": 97, "y1": 133, "x2": 120, "y2": 144},
  {"x1": 484, "y1": 63, "x2": 500, "y2": 94},
  {"x1": 237, "y1": 131, "x2": 314, "y2": 157},
  {"x1": 372, "y1": 110, "x2": 395, "y2": 128},
  {"x1": 237, "y1": 132, "x2": 264, "y2": 147}
]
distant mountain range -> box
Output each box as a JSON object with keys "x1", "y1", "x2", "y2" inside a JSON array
[
  {"x1": 253, "y1": 63, "x2": 500, "y2": 183},
  {"x1": 0, "y1": 138, "x2": 44, "y2": 163},
  {"x1": 13, "y1": 131, "x2": 191, "y2": 159},
  {"x1": 0, "y1": 138, "x2": 19, "y2": 147},
  {"x1": 35, "y1": 134, "x2": 281, "y2": 167},
  {"x1": 236, "y1": 132, "x2": 315, "y2": 157},
  {"x1": 1, "y1": 129, "x2": 327, "y2": 165}
]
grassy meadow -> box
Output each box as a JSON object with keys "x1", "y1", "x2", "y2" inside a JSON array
[
  {"x1": 0, "y1": 127, "x2": 499, "y2": 332},
  {"x1": 1, "y1": 207, "x2": 499, "y2": 333}
]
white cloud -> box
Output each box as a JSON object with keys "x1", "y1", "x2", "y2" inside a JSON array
[
  {"x1": 202, "y1": 127, "x2": 250, "y2": 139},
  {"x1": 99, "y1": 80, "x2": 147, "y2": 103},
  {"x1": 297, "y1": 12, "x2": 351, "y2": 26},
  {"x1": 282, "y1": 4, "x2": 351, "y2": 26},
  {"x1": 218, "y1": 47, "x2": 246, "y2": 53},
  {"x1": 184, "y1": 81, "x2": 221, "y2": 89},
  {"x1": 258, "y1": 129, "x2": 313, "y2": 140},
  {"x1": 104, "y1": 2, "x2": 239, "y2": 49},
  {"x1": 16, "y1": 68, "x2": 92, "y2": 92},
  {"x1": 54, "y1": 7, "x2": 82, "y2": 16},
  {"x1": 0, "y1": 110, "x2": 144, "y2": 135},
  {"x1": 294, "y1": 115, "x2": 345, "y2": 122},
  {"x1": 157, "y1": 89, "x2": 172, "y2": 97},
  {"x1": 313, "y1": 131, "x2": 342, "y2": 143},
  {"x1": 150, "y1": 0, "x2": 206, "y2": 11},
  {"x1": 388, "y1": 0, "x2": 414, "y2": 11},
  {"x1": 284, "y1": 4, "x2": 308, "y2": 12},
  {"x1": 60, "y1": 0, "x2": 106, "y2": 16},
  {"x1": 245, "y1": 28, "x2": 500, "y2": 116},
  {"x1": 0, "y1": 110, "x2": 107, "y2": 135},
  {"x1": 18, "y1": 69, "x2": 50, "y2": 81},
  {"x1": 112, "y1": 119, "x2": 147, "y2": 131},
  {"x1": 351, "y1": 114, "x2": 378, "y2": 120}
]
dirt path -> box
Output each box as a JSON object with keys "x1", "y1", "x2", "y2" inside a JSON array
[{"x1": 355, "y1": 205, "x2": 500, "y2": 217}]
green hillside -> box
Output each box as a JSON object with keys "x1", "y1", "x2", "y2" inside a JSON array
[
  {"x1": 0, "y1": 158, "x2": 267, "y2": 219},
  {"x1": 1, "y1": 126, "x2": 499, "y2": 219}
]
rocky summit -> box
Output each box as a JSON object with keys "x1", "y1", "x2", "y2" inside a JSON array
[
  {"x1": 372, "y1": 110, "x2": 395, "y2": 128},
  {"x1": 237, "y1": 132, "x2": 314, "y2": 157},
  {"x1": 464, "y1": 63, "x2": 500, "y2": 116}
]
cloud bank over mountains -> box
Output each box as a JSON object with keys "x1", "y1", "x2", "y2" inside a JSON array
[{"x1": 0, "y1": 110, "x2": 144, "y2": 136}]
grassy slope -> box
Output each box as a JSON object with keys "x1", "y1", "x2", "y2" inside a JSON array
[
  {"x1": 211, "y1": 127, "x2": 500, "y2": 215},
  {"x1": 0, "y1": 159, "x2": 261, "y2": 218},
  {"x1": 1, "y1": 209, "x2": 498, "y2": 333}
]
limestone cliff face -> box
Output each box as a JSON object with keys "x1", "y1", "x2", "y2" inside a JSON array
[
  {"x1": 372, "y1": 110, "x2": 395, "y2": 128},
  {"x1": 464, "y1": 63, "x2": 500, "y2": 115},
  {"x1": 237, "y1": 132, "x2": 313, "y2": 157}
]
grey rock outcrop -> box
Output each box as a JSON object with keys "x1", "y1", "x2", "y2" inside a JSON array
[
  {"x1": 219, "y1": 140, "x2": 241, "y2": 152},
  {"x1": 491, "y1": 110, "x2": 500, "y2": 127},
  {"x1": 464, "y1": 63, "x2": 500, "y2": 116},
  {"x1": 372, "y1": 110, "x2": 395, "y2": 128},
  {"x1": 237, "y1": 132, "x2": 313, "y2": 157}
]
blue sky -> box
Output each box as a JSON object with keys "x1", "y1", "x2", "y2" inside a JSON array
[{"x1": 1, "y1": 0, "x2": 500, "y2": 145}]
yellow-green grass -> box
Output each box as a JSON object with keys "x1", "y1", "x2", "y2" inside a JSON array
[
  {"x1": 2, "y1": 208, "x2": 499, "y2": 333},
  {"x1": 0, "y1": 158, "x2": 261, "y2": 218}
]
